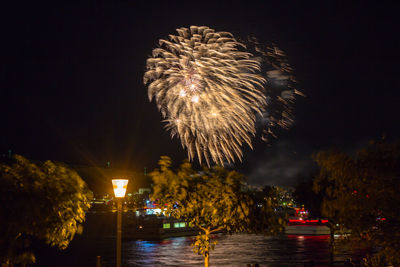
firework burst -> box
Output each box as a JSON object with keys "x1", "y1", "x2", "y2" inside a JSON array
[{"x1": 144, "y1": 26, "x2": 299, "y2": 166}]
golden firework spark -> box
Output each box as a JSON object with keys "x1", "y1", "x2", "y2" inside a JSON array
[{"x1": 144, "y1": 26, "x2": 299, "y2": 166}]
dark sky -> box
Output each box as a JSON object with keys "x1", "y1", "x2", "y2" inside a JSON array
[{"x1": 1, "y1": 1, "x2": 399, "y2": 187}]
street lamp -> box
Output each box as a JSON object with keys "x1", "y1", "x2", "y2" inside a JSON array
[{"x1": 112, "y1": 179, "x2": 128, "y2": 267}]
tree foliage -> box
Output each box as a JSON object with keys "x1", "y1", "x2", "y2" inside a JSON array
[
  {"x1": 313, "y1": 140, "x2": 400, "y2": 266},
  {"x1": 293, "y1": 174, "x2": 322, "y2": 218},
  {"x1": 150, "y1": 156, "x2": 284, "y2": 267},
  {"x1": 0, "y1": 155, "x2": 93, "y2": 265}
]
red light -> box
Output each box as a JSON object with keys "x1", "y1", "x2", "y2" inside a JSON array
[{"x1": 288, "y1": 219, "x2": 329, "y2": 224}]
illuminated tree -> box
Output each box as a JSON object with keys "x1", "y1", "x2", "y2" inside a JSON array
[
  {"x1": 0, "y1": 155, "x2": 92, "y2": 266},
  {"x1": 313, "y1": 140, "x2": 400, "y2": 266},
  {"x1": 150, "y1": 156, "x2": 284, "y2": 267}
]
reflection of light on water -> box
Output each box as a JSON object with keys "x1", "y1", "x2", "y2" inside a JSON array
[
  {"x1": 169, "y1": 237, "x2": 187, "y2": 247},
  {"x1": 294, "y1": 235, "x2": 305, "y2": 249},
  {"x1": 159, "y1": 239, "x2": 172, "y2": 245},
  {"x1": 136, "y1": 241, "x2": 157, "y2": 253},
  {"x1": 287, "y1": 235, "x2": 330, "y2": 241},
  {"x1": 124, "y1": 236, "x2": 203, "y2": 266},
  {"x1": 122, "y1": 234, "x2": 356, "y2": 266}
]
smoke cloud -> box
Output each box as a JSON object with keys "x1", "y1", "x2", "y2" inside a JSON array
[{"x1": 245, "y1": 140, "x2": 315, "y2": 188}]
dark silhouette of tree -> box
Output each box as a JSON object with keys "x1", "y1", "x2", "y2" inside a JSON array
[
  {"x1": 150, "y1": 156, "x2": 284, "y2": 267},
  {"x1": 293, "y1": 174, "x2": 322, "y2": 218},
  {"x1": 0, "y1": 155, "x2": 93, "y2": 266},
  {"x1": 313, "y1": 140, "x2": 400, "y2": 266}
]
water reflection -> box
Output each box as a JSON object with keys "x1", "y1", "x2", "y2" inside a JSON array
[
  {"x1": 35, "y1": 233, "x2": 353, "y2": 266},
  {"x1": 125, "y1": 237, "x2": 201, "y2": 266},
  {"x1": 120, "y1": 234, "x2": 347, "y2": 267}
]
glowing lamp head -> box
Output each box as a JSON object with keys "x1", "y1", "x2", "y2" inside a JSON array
[{"x1": 112, "y1": 179, "x2": 129, "y2": 198}]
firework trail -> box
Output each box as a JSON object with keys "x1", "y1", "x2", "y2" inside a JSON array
[
  {"x1": 144, "y1": 26, "x2": 299, "y2": 166},
  {"x1": 246, "y1": 37, "x2": 303, "y2": 143}
]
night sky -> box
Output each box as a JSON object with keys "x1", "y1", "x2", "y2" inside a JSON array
[{"x1": 2, "y1": 1, "x2": 399, "y2": 187}]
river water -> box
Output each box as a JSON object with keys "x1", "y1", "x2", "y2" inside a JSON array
[{"x1": 34, "y1": 213, "x2": 357, "y2": 266}]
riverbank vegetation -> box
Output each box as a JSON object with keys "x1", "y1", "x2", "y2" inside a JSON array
[
  {"x1": 0, "y1": 155, "x2": 92, "y2": 266},
  {"x1": 296, "y1": 140, "x2": 400, "y2": 266}
]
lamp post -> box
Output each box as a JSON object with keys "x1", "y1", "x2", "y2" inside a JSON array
[{"x1": 112, "y1": 179, "x2": 128, "y2": 267}]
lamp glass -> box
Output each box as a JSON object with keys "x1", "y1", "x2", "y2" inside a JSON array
[{"x1": 112, "y1": 179, "x2": 129, "y2": 198}]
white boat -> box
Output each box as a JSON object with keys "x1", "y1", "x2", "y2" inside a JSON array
[{"x1": 285, "y1": 218, "x2": 330, "y2": 235}]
